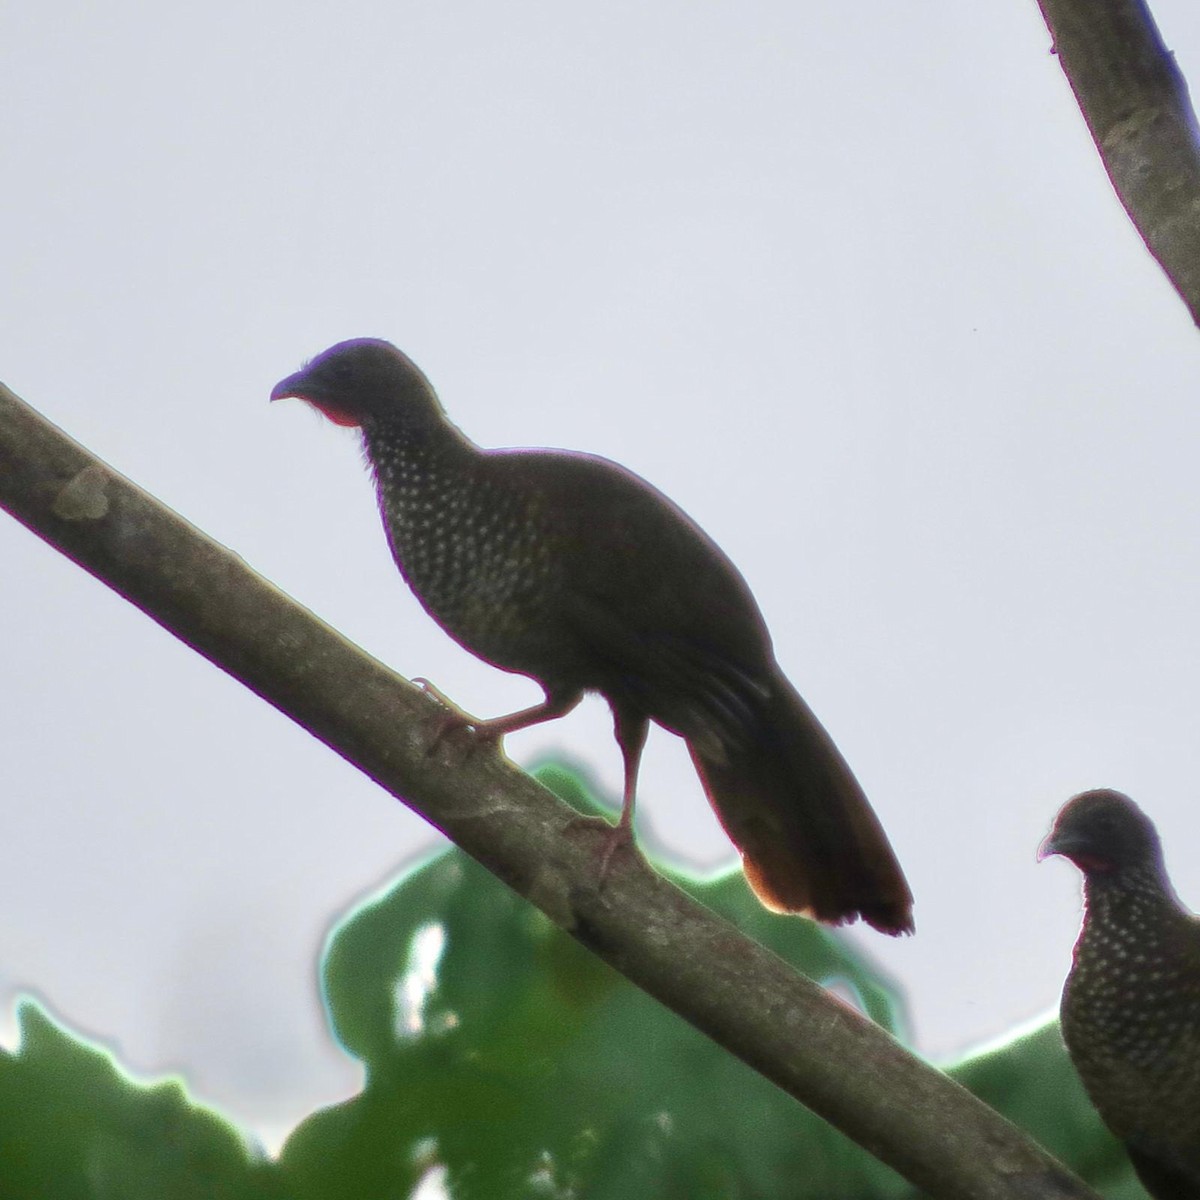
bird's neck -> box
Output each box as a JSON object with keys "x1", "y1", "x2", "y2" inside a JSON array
[
  {"x1": 1080, "y1": 865, "x2": 1182, "y2": 948},
  {"x1": 359, "y1": 409, "x2": 502, "y2": 607},
  {"x1": 358, "y1": 409, "x2": 554, "y2": 664},
  {"x1": 1067, "y1": 865, "x2": 1197, "y2": 1075},
  {"x1": 361, "y1": 410, "x2": 481, "y2": 502}
]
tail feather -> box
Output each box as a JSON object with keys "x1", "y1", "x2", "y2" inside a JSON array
[{"x1": 688, "y1": 677, "x2": 913, "y2": 935}]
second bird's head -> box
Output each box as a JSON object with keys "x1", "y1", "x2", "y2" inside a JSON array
[
  {"x1": 1039, "y1": 788, "x2": 1164, "y2": 879},
  {"x1": 271, "y1": 338, "x2": 440, "y2": 429}
]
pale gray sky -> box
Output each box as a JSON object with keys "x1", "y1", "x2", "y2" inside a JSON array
[{"x1": 5, "y1": 0, "x2": 1200, "y2": 1145}]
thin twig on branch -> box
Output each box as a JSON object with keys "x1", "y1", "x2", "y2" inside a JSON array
[
  {"x1": 0, "y1": 381, "x2": 1097, "y2": 1200},
  {"x1": 1035, "y1": 0, "x2": 1200, "y2": 324}
]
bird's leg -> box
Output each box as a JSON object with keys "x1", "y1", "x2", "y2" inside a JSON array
[
  {"x1": 470, "y1": 689, "x2": 584, "y2": 744},
  {"x1": 413, "y1": 678, "x2": 582, "y2": 757},
  {"x1": 595, "y1": 708, "x2": 650, "y2": 883},
  {"x1": 613, "y1": 709, "x2": 649, "y2": 834}
]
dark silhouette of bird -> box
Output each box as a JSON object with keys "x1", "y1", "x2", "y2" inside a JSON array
[
  {"x1": 271, "y1": 338, "x2": 913, "y2": 935},
  {"x1": 1041, "y1": 788, "x2": 1200, "y2": 1199}
]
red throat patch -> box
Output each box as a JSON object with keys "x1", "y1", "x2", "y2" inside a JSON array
[{"x1": 305, "y1": 398, "x2": 362, "y2": 428}]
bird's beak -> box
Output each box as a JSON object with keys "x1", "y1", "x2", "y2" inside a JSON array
[
  {"x1": 1036, "y1": 832, "x2": 1061, "y2": 862},
  {"x1": 269, "y1": 370, "x2": 309, "y2": 403},
  {"x1": 1038, "y1": 827, "x2": 1091, "y2": 863}
]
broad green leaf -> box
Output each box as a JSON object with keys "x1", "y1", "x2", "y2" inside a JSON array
[{"x1": 0, "y1": 999, "x2": 273, "y2": 1199}]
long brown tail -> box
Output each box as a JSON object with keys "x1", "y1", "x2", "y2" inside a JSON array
[{"x1": 688, "y1": 675, "x2": 913, "y2": 935}]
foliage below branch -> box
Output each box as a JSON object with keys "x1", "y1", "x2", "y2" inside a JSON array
[{"x1": 0, "y1": 766, "x2": 1135, "y2": 1200}]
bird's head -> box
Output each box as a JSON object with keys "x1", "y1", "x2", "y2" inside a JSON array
[
  {"x1": 1039, "y1": 788, "x2": 1164, "y2": 877},
  {"x1": 270, "y1": 338, "x2": 441, "y2": 428}
]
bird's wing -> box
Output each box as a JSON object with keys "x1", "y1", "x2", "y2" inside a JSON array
[
  {"x1": 559, "y1": 586, "x2": 772, "y2": 753},
  {"x1": 494, "y1": 447, "x2": 780, "y2": 743}
]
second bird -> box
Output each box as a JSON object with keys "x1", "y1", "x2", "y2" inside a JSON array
[
  {"x1": 272, "y1": 338, "x2": 913, "y2": 935},
  {"x1": 1042, "y1": 789, "x2": 1200, "y2": 1199}
]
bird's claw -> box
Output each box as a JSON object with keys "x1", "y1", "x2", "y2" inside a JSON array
[
  {"x1": 412, "y1": 677, "x2": 454, "y2": 707},
  {"x1": 413, "y1": 678, "x2": 472, "y2": 756},
  {"x1": 412, "y1": 678, "x2": 504, "y2": 758},
  {"x1": 562, "y1": 812, "x2": 637, "y2": 892},
  {"x1": 423, "y1": 710, "x2": 472, "y2": 757},
  {"x1": 596, "y1": 819, "x2": 637, "y2": 887}
]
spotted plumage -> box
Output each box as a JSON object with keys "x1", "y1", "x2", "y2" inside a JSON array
[
  {"x1": 366, "y1": 427, "x2": 558, "y2": 670},
  {"x1": 272, "y1": 338, "x2": 914, "y2": 934},
  {"x1": 1042, "y1": 789, "x2": 1200, "y2": 1199}
]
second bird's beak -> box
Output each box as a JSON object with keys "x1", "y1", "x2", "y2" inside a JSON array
[{"x1": 1036, "y1": 833, "x2": 1060, "y2": 862}]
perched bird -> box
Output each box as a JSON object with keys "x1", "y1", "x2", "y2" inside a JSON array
[
  {"x1": 272, "y1": 338, "x2": 913, "y2": 934},
  {"x1": 1041, "y1": 789, "x2": 1200, "y2": 1199}
]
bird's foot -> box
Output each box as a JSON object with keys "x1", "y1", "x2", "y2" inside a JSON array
[
  {"x1": 596, "y1": 819, "x2": 637, "y2": 887},
  {"x1": 562, "y1": 811, "x2": 638, "y2": 892},
  {"x1": 412, "y1": 678, "x2": 498, "y2": 758},
  {"x1": 412, "y1": 676, "x2": 455, "y2": 709}
]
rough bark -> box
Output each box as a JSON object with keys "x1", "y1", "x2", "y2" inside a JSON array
[{"x1": 1035, "y1": 0, "x2": 1200, "y2": 324}]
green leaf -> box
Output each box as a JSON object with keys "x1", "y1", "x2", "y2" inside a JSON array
[{"x1": 0, "y1": 998, "x2": 274, "y2": 1200}]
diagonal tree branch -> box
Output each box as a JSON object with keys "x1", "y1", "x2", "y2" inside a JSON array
[
  {"x1": 1034, "y1": 0, "x2": 1200, "y2": 324},
  {"x1": 0, "y1": 380, "x2": 1097, "y2": 1200}
]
